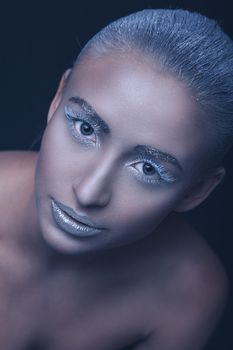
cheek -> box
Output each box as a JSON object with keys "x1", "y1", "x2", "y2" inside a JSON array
[
  {"x1": 35, "y1": 121, "x2": 71, "y2": 196},
  {"x1": 35, "y1": 117, "x2": 98, "y2": 200},
  {"x1": 105, "y1": 188, "x2": 182, "y2": 247},
  {"x1": 113, "y1": 182, "x2": 184, "y2": 233}
]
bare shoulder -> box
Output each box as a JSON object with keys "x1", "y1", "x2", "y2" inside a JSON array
[
  {"x1": 0, "y1": 152, "x2": 40, "y2": 348},
  {"x1": 0, "y1": 150, "x2": 38, "y2": 188},
  {"x1": 148, "y1": 213, "x2": 229, "y2": 295},
  {"x1": 169, "y1": 213, "x2": 229, "y2": 304},
  {"x1": 0, "y1": 150, "x2": 38, "y2": 232},
  {"x1": 0, "y1": 150, "x2": 38, "y2": 174},
  {"x1": 144, "y1": 213, "x2": 229, "y2": 349}
]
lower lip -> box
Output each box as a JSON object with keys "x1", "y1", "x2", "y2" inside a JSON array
[{"x1": 51, "y1": 199, "x2": 102, "y2": 238}]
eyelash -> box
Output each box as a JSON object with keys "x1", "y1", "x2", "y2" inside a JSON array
[
  {"x1": 64, "y1": 105, "x2": 176, "y2": 186},
  {"x1": 126, "y1": 157, "x2": 176, "y2": 185},
  {"x1": 65, "y1": 105, "x2": 102, "y2": 148}
]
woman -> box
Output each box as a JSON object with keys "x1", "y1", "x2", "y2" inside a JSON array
[{"x1": 0, "y1": 8, "x2": 231, "y2": 350}]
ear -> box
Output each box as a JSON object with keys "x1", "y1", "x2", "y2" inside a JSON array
[
  {"x1": 174, "y1": 166, "x2": 226, "y2": 212},
  {"x1": 47, "y1": 68, "x2": 71, "y2": 123}
]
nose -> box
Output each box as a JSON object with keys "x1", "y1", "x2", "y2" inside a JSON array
[{"x1": 72, "y1": 153, "x2": 116, "y2": 208}]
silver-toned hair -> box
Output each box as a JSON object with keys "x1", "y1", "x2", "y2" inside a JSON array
[{"x1": 75, "y1": 9, "x2": 233, "y2": 168}]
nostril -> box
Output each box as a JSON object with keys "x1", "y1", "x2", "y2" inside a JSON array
[{"x1": 72, "y1": 154, "x2": 116, "y2": 207}]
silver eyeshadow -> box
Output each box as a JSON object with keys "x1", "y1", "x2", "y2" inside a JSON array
[
  {"x1": 64, "y1": 104, "x2": 177, "y2": 186},
  {"x1": 65, "y1": 105, "x2": 106, "y2": 148},
  {"x1": 66, "y1": 96, "x2": 182, "y2": 170},
  {"x1": 125, "y1": 156, "x2": 177, "y2": 185},
  {"x1": 68, "y1": 96, "x2": 110, "y2": 134}
]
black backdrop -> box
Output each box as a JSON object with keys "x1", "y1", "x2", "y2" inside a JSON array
[{"x1": 0, "y1": 1, "x2": 232, "y2": 349}]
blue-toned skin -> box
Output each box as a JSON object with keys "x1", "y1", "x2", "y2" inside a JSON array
[{"x1": 0, "y1": 50, "x2": 228, "y2": 350}]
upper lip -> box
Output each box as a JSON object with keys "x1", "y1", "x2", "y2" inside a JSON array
[{"x1": 51, "y1": 197, "x2": 106, "y2": 230}]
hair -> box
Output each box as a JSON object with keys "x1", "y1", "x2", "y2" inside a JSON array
[{"x1": 73, "y1": 9, "x2": 233, "y2": 169}]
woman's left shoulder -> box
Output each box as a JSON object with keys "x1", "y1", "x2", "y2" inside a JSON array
[
  {"x1": 144, "y1": 214, "x2": 229, "y2": 349},
  {"x1": 166, "y1": 212, "x2": 229, "y2": 309}
]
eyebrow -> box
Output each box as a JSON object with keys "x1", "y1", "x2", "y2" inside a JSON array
[
  {"x1": 68, "y1": 96, "x2": 183, "y2": 172},
  {"x1": 134, "y1": 145, "x2": 183, "y2": 172}
]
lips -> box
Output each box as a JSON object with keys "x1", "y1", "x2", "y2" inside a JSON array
[{"x1": 51, "y1": 198, "x2": 105, "y2": 238}]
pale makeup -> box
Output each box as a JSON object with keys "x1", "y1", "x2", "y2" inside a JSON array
[
  {"x1": 64, "y1": 103, "x2": 177, "y2": 185},
  {"x1": 33, "y1": 52, "x2": 209, "y2": 255}
]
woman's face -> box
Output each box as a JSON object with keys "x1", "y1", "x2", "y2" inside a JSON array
[{"x1": 34, "y1": 52, "x2": 208, "y2": 254}]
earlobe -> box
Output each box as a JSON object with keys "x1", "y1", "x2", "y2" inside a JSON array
[
  {"x1": 174, "y1": 166, "x2": 226, "y2": 212},
  {"x1": 47, "y1": 68, "x2": 72, "y2": 123}
]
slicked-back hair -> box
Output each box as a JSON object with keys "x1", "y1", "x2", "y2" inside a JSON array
[{"x1": 75, "y1": 9, "x2": 233, "y2": 168}]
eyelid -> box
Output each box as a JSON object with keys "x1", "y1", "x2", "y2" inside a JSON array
[
  {"x1": 137, "y1": 154, "x2": 177, "y2": 177},
  {"x1": 65, "y1": 104, "x2": 110, "y2": 136},
  {"x1": 64, "y1": 105, "x2": 105, "y2": 134},
  {"x1": 65, "y1": 105, "x2": 91, "y2": 123},
  {"x1": 126, "y1": 157, "x2": 177, "y2": 185},
  {"x1": 64, "y1": 105, "x2": 102, "y2": 147}
]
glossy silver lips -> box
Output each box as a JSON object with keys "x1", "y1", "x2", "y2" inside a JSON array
[{"x1": 51, "y1": 198, "x2": 104, "y2": 238}]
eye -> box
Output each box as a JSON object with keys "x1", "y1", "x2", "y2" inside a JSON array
[
  {"x1": 135, "y1": 162, "x2": 159, "y2": 177},
  {"x1": 73, "y1": 120, "x2": 96, "y2": 142},
  {"x1": 64, "y1": 105, "x2": 101, "y2": 147},
  {"x1": 128, "y1": 159, "x2": 177, "y2": 185},
  {"x1": 142, "y1": 163, "x2": 157, "y2": 176},
  {"x1": 133, "y1": 162, "x2": 162, "y2": 183},
  {"x1": 80, "y1": 122, "x2": 94, "y2": 136}
]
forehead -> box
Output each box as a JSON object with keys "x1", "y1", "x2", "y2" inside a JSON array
[{"x1": 63, "y1": 53, "x2": 208, "y2": 170}]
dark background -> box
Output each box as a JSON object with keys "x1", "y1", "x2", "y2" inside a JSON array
[{"x1": 0, "y1": 1, "x2": 232, "y2": 349}]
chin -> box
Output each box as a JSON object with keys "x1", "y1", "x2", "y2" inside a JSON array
[{"x1": 39, "y1": 221, "x2": 109, "y2": 256}]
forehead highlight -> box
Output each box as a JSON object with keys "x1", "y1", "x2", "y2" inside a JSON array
[{"x1": 64, "y1": 53, "x2": 208, "y2": 172}]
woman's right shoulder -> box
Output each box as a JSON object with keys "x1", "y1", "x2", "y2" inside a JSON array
[
  {"x1": 0, "y1": 150, "x2": 38, "y2": 173},
  {"x1": 0, "y1": 150, "x2": 38, "y2": 196},
  {"x1": 0, "y1": 151, "x2": 38, "y2": 232}
]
